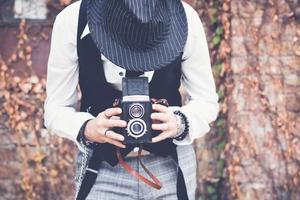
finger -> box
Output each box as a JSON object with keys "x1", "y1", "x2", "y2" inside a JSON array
[
  {"x1": 110, "y1": 116, "x2": 121, "y2": 120},
  {"x1": 105, "y1": 130, "x2": 125, "y2": 141},
  {"x1": 151, "y1": 112, "x2": 169, "y2": 122},
  {"x1": 152, "y1": 132, "x2": 170, "y2": 143},
  {"x1": 152, "y1": 123, "x2": 169, "y2": 131},
  {"x1": 104, "y1": 107, "x2": 122, "y2": 118},
  {"x1": 152, "y1": 103, "x2": 168, "y2": 113},
  {"x1": 97, "y1": 112, "x2": 105, "y2": 118},
  {"x1": 105, "y1": 119, "x2": 127, "y2": 128},
  {"x1": 105, "y1": 137, "x2": 126, "y2": 148}
]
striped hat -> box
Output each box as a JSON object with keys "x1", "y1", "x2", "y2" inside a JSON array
[{"x1": 87, "y1": 0, "x2": 188, "y2": 72}]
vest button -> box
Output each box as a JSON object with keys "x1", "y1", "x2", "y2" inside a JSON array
[{"x1": 133, "y1": 147, "x2": 139, "y2": 152}]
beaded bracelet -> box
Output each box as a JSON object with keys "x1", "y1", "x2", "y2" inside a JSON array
[
  {"x1": 76, "y1": 119, "x2": 95, "y2": 149},
  {"x1": 172, "y1": 110, "x2": 190, "y2": 141}
]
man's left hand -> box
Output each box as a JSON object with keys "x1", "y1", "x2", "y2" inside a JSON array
[{"x1": 151, "y1": 103, "x2": 178, "y2": 143}]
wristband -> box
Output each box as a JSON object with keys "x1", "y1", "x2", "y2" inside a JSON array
[
  {"x1": 77, "y1": 119, "x2": 95, "y2": 149},
  {"x1": 172, "y1": 110, "x2": 189, "y2": 141}
]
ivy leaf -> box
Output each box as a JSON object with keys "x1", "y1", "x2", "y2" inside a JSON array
[
  {"x1": 217, "y1": 159, "x2": 225, "y2": 169},
  {"x1": 216, "y1": 118, "x2": 225, "y2": 127},
  {"x1": 207, "y1": 185, "x2": 216, "y2": 194},
  {"x1": 59, "y1": 0, "x2": 72, "y2": 6},
  {"x1": 212, "y1": 35, "x2": 221, "y2": 45},
  {"x1": 50, "y1": 169, "x2": 58, "y2": 178},
  {"x1": 29, "y1": 75, "x2": 39, "y2": 84},
  {"x1": 217, "y1": 140, "x2": 226, "y2": 150},
  {"x1": 214, "y1": 63, "x2": 223, "y2": 76},
  {"x1": 218, "y1": 129, "x2": 225, "y2": 137},
  {"x1": 210, "y1": 17, "x2": 219, "y2": 25},
  {"x1": 217, "y1": 88, "x2": 224, "y2": 99},
  {"x1": 216, "y1": 27, "x2": 224, "y2": 35},
  {"x1": 33, "y1": 152, "x2": 47, "y2": 163}
]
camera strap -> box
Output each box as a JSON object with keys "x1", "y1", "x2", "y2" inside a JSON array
[{"x1": 116, "y1": 145, "x2": 162, "y2": 190}]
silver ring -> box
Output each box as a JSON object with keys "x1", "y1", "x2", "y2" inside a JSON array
[{"x1": 104, "y1": 129, "x2": 111, "y2": 137}]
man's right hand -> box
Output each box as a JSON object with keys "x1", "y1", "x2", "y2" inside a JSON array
[{"x1": 84, "y1": 107, "x2": 127, "y2": 148}]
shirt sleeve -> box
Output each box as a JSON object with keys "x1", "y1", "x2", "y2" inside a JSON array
[
  {"x1": 43, "y1": 10, "x2": 95, "y2": 153},
  {"x1": 169, "y1": 6, "x2": 220, "y2": 145}
]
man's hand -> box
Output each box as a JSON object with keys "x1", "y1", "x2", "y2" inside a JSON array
[
  {"x1": 84, "y1": 107, "x2": 127, "y2": 148},
  {"x1": 151, "y1": 104, "x2": 178, "y2": 143}
]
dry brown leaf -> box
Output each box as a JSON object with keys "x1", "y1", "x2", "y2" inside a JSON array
[
  {"x1": 29, "y1": 75, "x2": 39, "y2": 84},
  {"x1": 19, "y1": 82, "x2": 32, "y2": 93},
  {"x1": 59, "y1": 0, "x2": 72, "y2": 6},
  {"x1": 50, "y1": 169, "x2": 58, "y2": 178},
  {"x1": 33, "y1": 152, "x2": 47, "y2": 163}
]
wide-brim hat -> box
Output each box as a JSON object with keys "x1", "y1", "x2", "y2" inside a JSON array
[{"x1": 86, "y1": 0, "x2": 188, "y2": 72}]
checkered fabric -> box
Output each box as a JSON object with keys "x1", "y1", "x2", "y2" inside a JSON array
[{"x1": 75, "y1": 145, "x2": 196, "y2": 200}]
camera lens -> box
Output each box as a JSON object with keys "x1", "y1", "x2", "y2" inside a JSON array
[
  {"x1": 132, "y1": 123, "x2": 142, "y2": 133},
  {"x1": 127, "y1": 119, "x2": 147, "y2": 138},
  {"x1": 130, "y1": 121, "x2": 144, "y2": 135},
  {"x1": 129, "y1": 103, "x2": 144, "y2": 118}
]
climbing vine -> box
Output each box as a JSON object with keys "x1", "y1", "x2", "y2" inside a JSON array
[
  {"x1": 0, "y1": 1, "x2": 77, "y2": 199},
  {"x1": 1, "y1": 0, "x2": 299, "y2": 200},
  {"x1": 194, "y1": 0, "x2": 231, "y2": 199}
]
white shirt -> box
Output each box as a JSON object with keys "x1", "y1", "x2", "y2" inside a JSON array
[{"x1": 43, "y1": 1, "x2": 220, "y2": 152}]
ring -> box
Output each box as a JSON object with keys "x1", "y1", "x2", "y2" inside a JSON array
[{"x1": 104, "y1": 129, "x2": 111, "y2": 137}]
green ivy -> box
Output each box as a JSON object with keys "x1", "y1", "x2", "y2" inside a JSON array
[
  {"x1": 202, "y1": 0, "x2": 228, "y2": 199},
  {"x1": 217, "y1": 140, "x2": 226, "y2": 150},
  {"x1": 215, "y1": 27, "x2": 224, "y2": 35},
  {"x1": 217, "y1": 159, "x2": 225, "y2": 177},
  {"x1": 207, "y1": 185, "x2": 216, "y2": 194},
  {"x1": 212, "y1": 35, "x2": 221, "y2": 45},
  {"x1": 216, "y1": 118, "x2": 225, "y2": 127}
]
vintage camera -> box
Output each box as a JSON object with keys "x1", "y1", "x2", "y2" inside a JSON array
[{"x1": 119, "y1": 77, "x2": 152, "y2": 144}]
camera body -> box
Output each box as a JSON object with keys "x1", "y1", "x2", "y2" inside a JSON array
[{"x1": 120, "y1": 77, "x2": 153, "y2": 144}]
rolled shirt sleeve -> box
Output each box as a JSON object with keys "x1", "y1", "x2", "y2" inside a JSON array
[
  {"x1": 43, "y1": 3, "x2": 95, "y2": 153},
  {"x1": 170, "y1": 3, "x2": 220, "y2": 145}
]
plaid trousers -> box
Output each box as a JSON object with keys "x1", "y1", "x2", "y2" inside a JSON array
[{"x1": 75, "y1": 144, "x2": 196, "y2": 200}]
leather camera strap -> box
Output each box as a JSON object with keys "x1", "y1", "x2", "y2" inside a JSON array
[
  {"x1": 116, "y1": 146, "x2": 162, "y2": 190},
  {"x1": 114, "y1": 98, "x2": 168, "y2": 190}
]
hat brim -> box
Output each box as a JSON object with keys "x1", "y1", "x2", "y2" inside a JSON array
[{"x1": 87, "y1": 0, "x2": 188, "y2": 72}]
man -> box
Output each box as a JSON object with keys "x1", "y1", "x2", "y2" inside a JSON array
[{"x1": 44, "y1": 0, "x2": 219, "y2": 199}]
